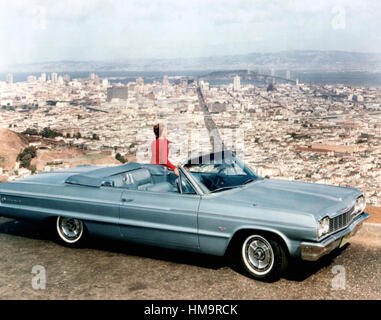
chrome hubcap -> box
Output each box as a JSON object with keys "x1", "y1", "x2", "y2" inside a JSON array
[
  {"x1": 58, "y1": 217, "x2": 83, "y2": 242},
  {"x1": 253, "y1": 247, "x2": 265, "y2": 260},
  {"x1": 244, "y1": 236, "x2": 274, "y2": 275}
]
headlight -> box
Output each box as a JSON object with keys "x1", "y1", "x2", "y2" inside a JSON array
[
  {"x1": 318, "y1": 216, "x2": 330, "y2": 238},
  {"x1": 355, "y1": 196, "x2": 366, "y2": 213}
]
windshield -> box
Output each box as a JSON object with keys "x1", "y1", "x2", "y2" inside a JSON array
[{"x1": 183, "y1": 150, "x2": 262, "y2": 193}]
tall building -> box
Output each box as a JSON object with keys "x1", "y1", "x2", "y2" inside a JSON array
[
  {"x1": 106, "y1": 86, "x2": 128, "y2": 102},
  {"x1": 90, "y1": 73, "x2": 99, "y2": 82},
  {"x1": 200, "y1": 80, "x2": 209, "y2": 91},
  {"x1": 136, "y1": 77, "x2": 144, "y2": 86},
  {"x1": 40, "y1": 73, "x2": 46, "y2": 82},
  {"x1": 102, "y1": 78, "x2": 109, "y2": 88},
  {"x1": 233, "y1": 75, "x2": 241, "y2": 91},
  {"x1": 6, "y1": 73, "x2": 13, "y2": 84},
  {"x1": 180, "y1": 77, "x2": 188, "y2": 88},
  {"x1": 51, "y1": 72, "x2": 58, "y2": 83},
  {"x1": 63, "y1": 74, "x2": 71, "y2": 82},
  {"x1": 163, "y1": 75, "x2": 169, "y2": 86}
]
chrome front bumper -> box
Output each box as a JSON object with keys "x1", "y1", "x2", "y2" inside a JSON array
[{"x1": 300, "y1": 212, "x2": 370, "y2": 261}]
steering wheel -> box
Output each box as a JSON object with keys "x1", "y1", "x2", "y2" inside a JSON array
[
  {"x1": 217, "y1": 162, "x2": 233, "y2": 175},
  {"x1": 209, "y1": 174, "x2": 225, "y2": 190},
  {"x1": 217, "y1": 167, "x2": 227, "y2": 175}
]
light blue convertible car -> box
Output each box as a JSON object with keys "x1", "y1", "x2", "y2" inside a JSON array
[{"x1": 0, "y1": 150, "x2": 369, "y2": 281}]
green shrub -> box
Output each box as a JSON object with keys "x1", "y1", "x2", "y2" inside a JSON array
[
  {"x1": 22, "y1": 128, "x2": 39, "y2": 136},
  {"x1": 115, "y1": 153, "x2": 127, "y2": 164},
  {"x1": 16, "y1": 146, "x2": 37, "y2": 169},
  {"x1": 30, "y1": 166, "x2": 37, "y2": 174},
  {"x1": 41, "y1": 127, "x2": 63, "y2": 138}
]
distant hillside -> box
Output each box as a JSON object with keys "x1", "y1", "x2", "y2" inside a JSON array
[
  {"x1": 0, "y1": 129, "x2": 129, "y2": 181},
  {"x1": 0, "y1": 128, "x2": 28, "y2": 170},
  {"x1": 5, "y1": 50, "x2": 381, "y2": 73}
]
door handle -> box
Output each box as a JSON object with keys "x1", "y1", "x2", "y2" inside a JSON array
[{"x1": 122, "y1": 198, "x2": 134, "y2": 203}]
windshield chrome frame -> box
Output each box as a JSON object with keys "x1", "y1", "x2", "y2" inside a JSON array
[
  {"x1": 178, "y1": 165, "x2": 206, "y2": 196},
  {"x1": 180, "y1": 150, "x2": 262, "y2": 195}
]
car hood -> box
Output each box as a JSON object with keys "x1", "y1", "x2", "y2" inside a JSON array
[{"x1": 222, "y1": 178, "x2": 360, "y2": 219}]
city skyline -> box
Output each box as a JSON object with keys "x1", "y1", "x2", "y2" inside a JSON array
[
  {"x1": 1, "y1": 0, "x2": 381, "y2": 69},
  {"x1": 1, "y1": 68, "x2": 381, "y2": 206}
]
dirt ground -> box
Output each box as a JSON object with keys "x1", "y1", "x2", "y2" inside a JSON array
[
  {"x1": 0, "y1": 217, "x2": 380, "y2": 300},
  {"x1": 366, "y1": 206, "x2": 381, "y2": 224}
]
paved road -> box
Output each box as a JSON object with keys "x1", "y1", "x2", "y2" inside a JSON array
[{"x1": 0, "y1": 217, "x2": 380, "y2": 300}]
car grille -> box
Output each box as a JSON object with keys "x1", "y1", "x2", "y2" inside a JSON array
[{"x1": 329, "y1": 206, "x2": 355, "y2": 233}]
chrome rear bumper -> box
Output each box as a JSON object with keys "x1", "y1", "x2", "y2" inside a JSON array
[{"x1": 300, "y1": 212, "x2": 370, "y2": 261}]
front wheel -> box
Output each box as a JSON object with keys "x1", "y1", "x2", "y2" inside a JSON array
[
  {"x1": 55, "y1": 216, "x2": 86, "y2": 247},
  {"x1": 239, "y1": 234, "x2": 288, "y2": 282}
]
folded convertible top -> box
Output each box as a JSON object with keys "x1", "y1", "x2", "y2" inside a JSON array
[{"x1": 65, "y1": 174, "x2": 104, "y2": 187}]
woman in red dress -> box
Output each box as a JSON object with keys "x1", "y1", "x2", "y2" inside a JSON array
[{"x1": 150, "y1": 123, "x2": 179, "y2": 176}]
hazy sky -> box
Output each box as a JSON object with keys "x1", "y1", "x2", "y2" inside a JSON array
[{"x1": 1, "y1": 0, "x2": 381, "y2": 67}]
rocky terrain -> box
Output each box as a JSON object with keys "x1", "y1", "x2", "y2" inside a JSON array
[
  {"x1": 0, "y1": 129, "x2": 131, "y2": 182},
  {"x1": 0, "y1": 128, "x2": 28, "y2": 171}
]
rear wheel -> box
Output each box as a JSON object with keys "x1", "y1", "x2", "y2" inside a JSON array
[
  {"x1": 238, "y1": 233, "x2": 288, "y2": 282},
  {"x1": 55, "y1": 216, "x2": 86, "y2": 247}
]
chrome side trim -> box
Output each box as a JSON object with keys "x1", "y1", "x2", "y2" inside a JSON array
[
  {"x1": 0, "y1": 190, "x2": 121, "y2": 207},
  {"x1": 121, "y1": 202, "x2": 197, "y2": 214},
  {"x1": 197, "y1": 210, "x2": 316, "y2": 230}
]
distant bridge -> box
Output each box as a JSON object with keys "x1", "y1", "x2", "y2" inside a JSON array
[
  {"x1": 199, "y1": 70, "x2": 297, "y2": 85},
  {"x1": 247, "y1": 72, "x2": 296, "y2": 84}
]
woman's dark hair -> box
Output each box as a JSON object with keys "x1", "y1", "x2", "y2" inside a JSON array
[{"x1": 153, "y1": 123, "x2": 164, "y2": 139}]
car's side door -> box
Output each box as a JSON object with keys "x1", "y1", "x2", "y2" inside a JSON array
[{"x1": 119, "y1": 187, "x2": 200, "y2": 249}]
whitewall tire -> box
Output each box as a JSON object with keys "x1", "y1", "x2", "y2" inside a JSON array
[
  {"x1": 55, "y1": 216, "x2": 85, "y2": 247},
  {"x1": 239, "y1": 233, "x2": 287, "y2": 281}
]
